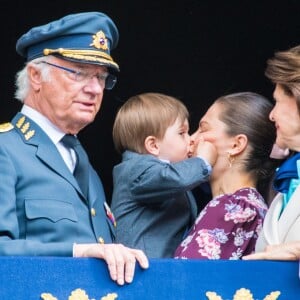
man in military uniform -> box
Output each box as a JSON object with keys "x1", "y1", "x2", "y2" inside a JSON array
[{"x1": 0, "y1": 12, "x2": 148, "y2": 285}]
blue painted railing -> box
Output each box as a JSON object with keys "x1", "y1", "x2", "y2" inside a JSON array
[{"x1": 0, "y1": 257, "x2": 299, "y2": 299}]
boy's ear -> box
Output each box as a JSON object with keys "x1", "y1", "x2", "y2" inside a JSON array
[{"x1": 144, "y1": 136, "x2": 160, "y2": 156}]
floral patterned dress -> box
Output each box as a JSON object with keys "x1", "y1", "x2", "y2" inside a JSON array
[{"x1": 174, "y1": 187, "x2": 267, "y2": 259}]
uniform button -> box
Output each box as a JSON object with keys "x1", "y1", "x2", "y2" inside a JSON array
[
  {"x1": 91, "y1": 208, "x2": 96, "y2": 217},
  {"x1": 98, "y1": 237, "x2": 105, "y2": 244}
]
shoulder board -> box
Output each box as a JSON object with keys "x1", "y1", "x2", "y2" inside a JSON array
[{"x1": 0, "y1": 122, "x2": 14, "y2": 133}]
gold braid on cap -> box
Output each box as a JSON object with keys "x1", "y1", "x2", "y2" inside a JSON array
[{"x1": 43, "y1": 48, "x2": 119, "y2": 69}]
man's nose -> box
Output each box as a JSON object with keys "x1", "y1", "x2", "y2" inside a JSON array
[{"x1": 84, "y1": 76, "x2": 104, "y2": 94}]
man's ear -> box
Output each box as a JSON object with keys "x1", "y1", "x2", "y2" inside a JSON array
[
  {"x1": 144, "y1": 136, "x2": 160, "y2": 156},
  {"x1": 27, "y1": 64, "x2": 43, "y2": 91},
  {"x1": 231, "y1": 134, "x2": 248, "y2": 155}
]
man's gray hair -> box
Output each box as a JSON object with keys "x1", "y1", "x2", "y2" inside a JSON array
[{"x1": 15, "y1": 56, "x2": 51, "y2": 102}]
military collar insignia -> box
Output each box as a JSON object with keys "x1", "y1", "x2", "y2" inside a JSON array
[
  {"x1": 90, "y1": 30, "x2": 109, "y2": 50},
  {"x1": 15, "y1": 115, "x2": 35, "y2": 141},
  {"x1": 0, "y1": 122, "x2": 14, "y2": 132}
]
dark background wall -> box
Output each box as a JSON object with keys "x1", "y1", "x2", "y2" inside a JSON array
[{"x1": 1, "y1": 0, "x2": 300, "y2": 200}]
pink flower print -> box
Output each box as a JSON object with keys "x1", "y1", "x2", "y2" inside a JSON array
[
  {"x1": 195, "y1": 229, "x2": 228, "y2": 259},
  {"x1": 224, "y1": 202, "x2": 256, "y2": 223},
  {"x1": 245, "y1": 189, "x2": 268, "y2": 210},
  {"x1": 230, "y1": 248, "x2": 243, "y2": 260},
  {"x1": 210, "y1": 228, "x2": 228, "y2": 243},
  {"x1": 209, "y1": 197, "x2": 220, "y2": 207},
  {"x1": 233, "y1": 228, "x2": 254, "y2": 246}
]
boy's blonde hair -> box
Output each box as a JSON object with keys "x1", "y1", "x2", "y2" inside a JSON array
[{"x1": 113, "y1": 93, "x2": 189, "y2": 153}]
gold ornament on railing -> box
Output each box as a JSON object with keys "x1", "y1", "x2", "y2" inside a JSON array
[
  {"x1": 69, "y1": 289, "x2": 89, "y2": 300},
  {"x1": 101, "y1": 293, "x2": 118, "y2": 300},
  {"x1": 41, "y1": 287, "x2": 281, "y2": 300},
  {"x1": 40, "y1": 289, "x2": 118, "y2": 300},
  {"x1": 206, "y1": 288, "x2": 281, "y2": 300},
  {"x1": 40, "y1": 293, "x2": 58, "y2": 300}
]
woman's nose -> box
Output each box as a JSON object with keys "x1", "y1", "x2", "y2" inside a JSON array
[
  {"x1": 269, "y1": 108, "x2": 275, "y2": 122},
  {"x1": 190, "y1": 131, "x2": 199, "y2": 143}
]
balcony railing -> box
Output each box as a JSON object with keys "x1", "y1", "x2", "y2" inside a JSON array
[{"x1": 0, "y1": 257, "x2": 299, "y2": 299}]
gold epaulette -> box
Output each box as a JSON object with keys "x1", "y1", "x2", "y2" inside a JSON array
[{"x1": 0, "y1": 122, "x2": 14, "y2": 132}]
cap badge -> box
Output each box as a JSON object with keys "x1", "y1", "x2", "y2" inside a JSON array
[
  {"x1": 90, "y1": 30, "x2": 108, "y2": 50},
  {"x1": 0, "y1": 122, "x2": 14, "y2": 132}
]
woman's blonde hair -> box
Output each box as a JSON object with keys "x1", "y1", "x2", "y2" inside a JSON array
[{"x1": 265, "y1": 45, "x2": 300, "y2": 111}]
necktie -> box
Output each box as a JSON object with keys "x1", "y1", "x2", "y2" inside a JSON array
[{"x1": 61, "y1": 134, "x2": 89, "y2": 198}]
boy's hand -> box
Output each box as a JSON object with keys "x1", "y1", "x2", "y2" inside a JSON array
[{"x1": 194, "y1": 137, "x2": 217, "y2": 166}]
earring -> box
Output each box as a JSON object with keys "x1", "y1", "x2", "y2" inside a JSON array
[{"x1": 227, "y1": 152, "x2": 235, "y2": 168}]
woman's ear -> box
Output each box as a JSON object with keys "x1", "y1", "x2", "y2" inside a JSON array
[
  {"x1": 144, "y1": 136, "x2": 160, "y2": 156},
  {"x1": 231, "y1": 134, "x2": 248, "y2": 155}
]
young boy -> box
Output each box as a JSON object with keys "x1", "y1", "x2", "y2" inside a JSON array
[{"x1": 110, "y1": 93, "x2": 216, "y2": 258}]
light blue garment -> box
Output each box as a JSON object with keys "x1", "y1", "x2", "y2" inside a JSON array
[{"x1": 280, "y1": 159, "x2": 300, "y2": 217}]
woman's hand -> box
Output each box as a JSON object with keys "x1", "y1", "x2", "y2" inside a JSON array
[{"x1": 242, "y1": 241, "x2": 300, "y2": 261}]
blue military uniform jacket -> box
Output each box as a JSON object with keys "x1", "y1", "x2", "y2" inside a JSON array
[
  {"x1": 0, "y1": 113, "x2": 115, "y2": 256},
  {"x1": 111, "y1": 150, "x2": 210, "y2": 258}
]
